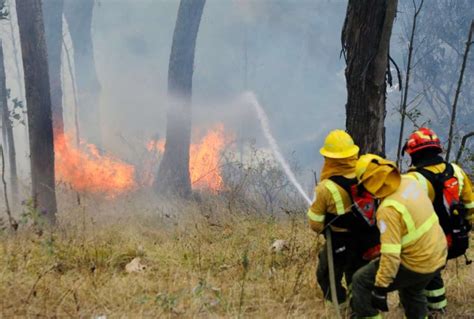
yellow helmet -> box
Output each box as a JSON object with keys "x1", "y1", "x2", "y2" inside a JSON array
[
  {"x1": 355, "y1": 154, "x2": 400, "y2": 198},
  {"x1": 319, "y1": 130, "x2": 359, "y2": 159}
]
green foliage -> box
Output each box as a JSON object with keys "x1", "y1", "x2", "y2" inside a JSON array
[
  {"x1": 155, "y1": 292, "x2": 179, "y2": 312},
  {"x1": 19, "y1": 198, "x2": 42, "y2": 225},
  {"x1": 0, "y1": 0, "x2": 8, "y2": 20},
  {"x1": 6, "y1": 89, "x2": 26, "y2": 126}
]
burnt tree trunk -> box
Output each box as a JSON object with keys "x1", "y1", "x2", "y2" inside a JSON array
[
  {"x1": 342, "y1": 0, "x2": 398, "y2": 155},
  {"x1": 16, "y1": 0, "x2": 57, "y2": 224},
  {"x1": 0, "y1": 41, "x2": 18, "y2": 201},
  {"x1": 155, "y1": 0, "x2": 206, "y2": 198},
  {"x1": 64, "y1": 0, "x2": 101, "y2": 146},
  {"x1": 42, "y1": 0, "x2": 64, "y2": 135}
]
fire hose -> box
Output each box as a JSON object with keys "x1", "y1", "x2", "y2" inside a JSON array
[{"x1": 325, "y1": 228, "x2": 341, "y2": 319}]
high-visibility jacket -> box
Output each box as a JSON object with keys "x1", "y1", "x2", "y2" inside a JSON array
[
  {"x1": 375, "y1": 176, "x2": 447, "y2": 288},
  {"x1": 307, "y1": 178, "x2": 353, "y2": 234},
  {"x1": 406, "y1": 163, "x2": 474, "y2": 225}
]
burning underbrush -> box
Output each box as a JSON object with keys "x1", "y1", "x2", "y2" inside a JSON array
[
  {"x1": 54, "y1": 133, "x2": 137, "y2": 198},
  {"x1": 53, "y1": 124, "x2": 307, "y2": 217},
  {"x1": 144, "y1": 124, "x2": 229, "y2": 192},
  {"x1": 54, "y1": 124, "x2": 233, "y2": 198}
]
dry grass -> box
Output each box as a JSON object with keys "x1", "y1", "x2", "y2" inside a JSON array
[{"x1": 0, "y1": 195, "x2": 472, "y2": 318}]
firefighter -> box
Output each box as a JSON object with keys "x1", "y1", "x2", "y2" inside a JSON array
[
  {"x1": 307, "y1": 130, "x2": 379, "y2": 305},
  {"x1": 351, "y1": 154, "x2": 447, "y2": 319},
  {"x1": 403, "y1": 127, "x2": 474, "y2": 314}
]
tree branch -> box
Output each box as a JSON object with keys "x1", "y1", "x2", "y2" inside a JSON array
[
  {"x1": 396, "y1": 0, "x2": 423, "y2": 167},
  {"x1": 455, "y1": 131, "x2": 474, "y2": 163},
  {"x1": 389, "y1": 55, "x2": 402, "y2": 91},
  {"x1": 446, "y1": 20, "x2": 474, "y2": 161}
]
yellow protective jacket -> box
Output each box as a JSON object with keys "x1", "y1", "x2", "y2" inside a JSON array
[
  {"x1": 406, "y1": 163, "x2": 474, "y2": 225},
  {"x1": 375, "y1": 176, "x2": 447, "y2": 288},
  {"x1": 307, "y1": 178, "x2": 353, "y2": 234}
]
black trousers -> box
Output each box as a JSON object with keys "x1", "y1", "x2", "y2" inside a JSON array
[
  {"x1": 351, "y1": 260, "x2": 441, "y2": 319},
  {"x1": 316, "y1": 231, "x2": 366, "y2": 303}
]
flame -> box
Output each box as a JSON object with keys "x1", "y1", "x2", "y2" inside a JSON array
[
  {"x1": 189, "y1": 124, "x2": 227, "y2": 191},
  {"x1": 54, "y1": 125, "x2": 229, "y2": 197},
  {"x1": 145, "y1": 124, "x2": 229, "y2": 192},
  {"x1": 55, "y1": 132, "x2": 137, "y2": 197}
]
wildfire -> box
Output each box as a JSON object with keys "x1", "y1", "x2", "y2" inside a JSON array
[
  {"x1": 146, "y1": 124, "x2": 229, "y2": 192},
  {"x1": 54, "y1": 124, "x2": 230, "y2": 197},
  {"x1": 55, "y1": 133, "x2": 137, "y2": 197},
  {"x1": 189, "y1": 124, "x2": 227, "y2": 191}
]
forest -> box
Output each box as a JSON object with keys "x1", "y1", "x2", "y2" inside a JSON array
[{"x1": 0, "y1": 0, "x2": 472, "y2": 318}]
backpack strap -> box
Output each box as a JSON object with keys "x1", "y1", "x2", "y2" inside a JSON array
[
  {"x1": 328, "y1": 175, "x2": 357, "y2": 198},
  {"x1": 414, "y1": 162, "x2": 454, "y2": 193}
]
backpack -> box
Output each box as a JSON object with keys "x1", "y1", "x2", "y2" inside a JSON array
[
  {"x1": 326, "y1": 176, "x2": 380, "y2": 260},
  {"x1": 413, "y1": 163, "x2": 470, "y2": 259}
]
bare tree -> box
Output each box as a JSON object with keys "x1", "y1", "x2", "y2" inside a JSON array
[
  {"x1": 0, "y1": 41, "x2": 18, "y2": 201},
  {"x1": 406, "y1": 1, "x2": 474, "y2": 137},
  {"x1": 63, "y1": 0, "x2": 101, "y2": 145},
  {"x1": 42, "y1": 0, "x2": 64, "y2": 135},
  {"x1": 155, "y1": 0, "x2": 206, "y2": 197},
  {"x1": 16, "y1": 0, "x2": 57, "y2": 224},
  {"x1": 456, "y1": 131, "x2": 474, "y2": 164},
  {"x1": 396, "y1": 0, "x2": 423, "y2": 167},
  {"x1": 446, "y1": 21, "x2": 474, "y2": 161},
  {"x1": 342, "y1": 0, "x2": 398, "y2": 154}
]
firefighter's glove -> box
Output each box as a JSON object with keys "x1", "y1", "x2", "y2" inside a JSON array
[{"x1": 371, "y1": 287, "x2": 388, "y2": 312}]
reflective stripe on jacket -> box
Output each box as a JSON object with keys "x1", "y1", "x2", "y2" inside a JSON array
[
  {"x1": 307, "y1": 179, "x2": 353, "y2": 233},
  {"x1": 375, "y1": 176, "x2": 447, "y2": 288}
]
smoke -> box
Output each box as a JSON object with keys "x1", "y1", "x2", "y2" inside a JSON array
[{"x1": 88, "y1": 0, "x2": 349, "y2": 169}]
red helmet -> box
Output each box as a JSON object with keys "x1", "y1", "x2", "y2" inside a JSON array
[{"x1": 403, "y1": 127, "x2": 442, "y2": 155}]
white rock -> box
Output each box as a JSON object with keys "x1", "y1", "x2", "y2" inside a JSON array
[
  {"x1": 270, "y1": 239, "x2": 289, "y2": 253},
  {"x1": 125, "y1": 257, "x2": 147, "y2": 273}
]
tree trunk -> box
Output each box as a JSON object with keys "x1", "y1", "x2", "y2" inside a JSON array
[
  {"x1": 0, "y1": 41, "x2": 18, "y2": 201},
  {"x1": 16, "y1": 0, "x2": 57, "y2": 224},
  {"x1": 155, "y1": 0, "x2": 206, "y2": 198},
  {"x1": 7, "y1": 1, "x2": 25, "y2": 101},
  {"x1": 63, "y1": 0, "x2": 101, "y2": 146},
  {"x1": 342, "y1": 0, "x2": 398, "y2": 155},
  {"x1": 42, "y1": 0, "x2": 64, "y2": 136}
]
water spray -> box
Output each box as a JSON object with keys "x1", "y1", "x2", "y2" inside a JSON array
[
  {"x1": 243, "y1": 92, "x2": 341, "y2": 317},
  {"x1": 242, "y1": 91, "x2": 312, "y2": 206}
]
